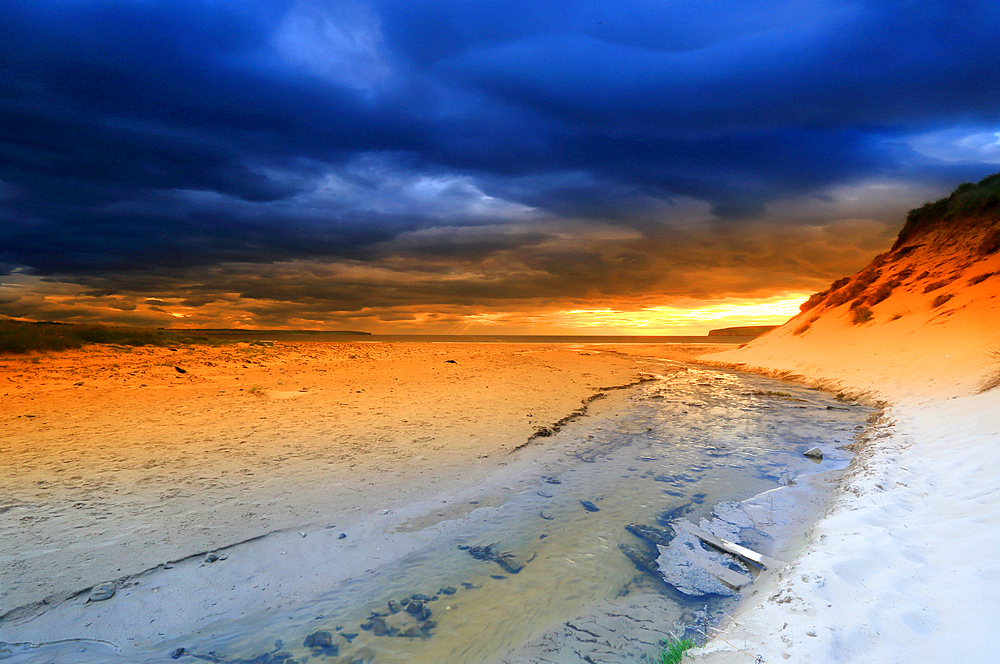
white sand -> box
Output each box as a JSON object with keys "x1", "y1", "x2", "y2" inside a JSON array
[{"x1": 692, "y1": 234, "x2": 1000, "y2": 661}]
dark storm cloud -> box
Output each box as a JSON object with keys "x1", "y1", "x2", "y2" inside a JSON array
[{"x1": 1, "y1": 0, "x2": 999, "y2": 322}]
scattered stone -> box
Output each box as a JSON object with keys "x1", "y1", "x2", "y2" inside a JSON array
[
  {"x1": 387, "y1": 599, "x2": 401, "y2": 613},
  {"x1": 460, "y1": 582, "x2": 477, "y2": 590},
  {"x1": 405, "y1": 599, "x2": 424, "y2": 615},
  {"x1": 400, "y1": 597, "x2": 411, "y2": 605},
  {"x1": 341, "y1": 632, "x2": 358, "y2": 643},
  {"x1": 304, "y1": 630, "x2": 340, "y2": 655},
  {"x1": 411, "y1": 593, "x2": 432, "y2": 601},
  {"x1": 465, "y1": 544, "x2": 525, "y2": 573},
  {"x1": 456, "y1": 544, "x2": 470, "y2": 550},
  {"x1": 338, "y1": 532, "x2": 347, "y2": 539},
  {"x1": 826, "y1": 405, "x2": 851, "y2": 411},
  {"x1": 88, "y1": 582, "x2": 116, "y2": 602},
  {"x1": 439, "y1": 586, "x2": 457, "y2": 595},
  {"x1": 536, "y1": 490, "x2": 553, "y2": 498},
  {"x1": 174, "y1": 366, "x2": 187, "y2": 374},
  {"x1": 618, "y1": 543, "x2": 660, "y2": 575},
  {"x1": 445, "y1": 359, "x2": 458, "y2": 364},
  {"x1": 403, "y1": 626, "x2": 420, "y2": 637},
  {"x1": 803, "y1": 448, "x2": 824, "y2": 459},
  {"x1": 625, "y1": 523, "x2": 673, "y2": 546},
  {"x1": 169, "y1": 647, "x2": 186, "y2": 659},
  {"x1": 205, "y1": 553, "x2": 220, "y2": 563},
  {"x1": 370, "y1": 616, "x2": 390, "y2": 636},
  {"x1": 544, "y1": 477, "x2": 562, "y2": 484},
  {"x1": 491, "y1": 574, "x2": 507, "y2": 580},
  {"x1": 580, "y1": 500, "x2": 600, "y2": 512}
]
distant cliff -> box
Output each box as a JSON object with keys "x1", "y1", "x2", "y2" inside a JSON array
[{"x1": 707, "y1": 325, "x2": 779, "y2": 337}]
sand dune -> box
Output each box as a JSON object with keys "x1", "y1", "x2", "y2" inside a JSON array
[{"x1": 693, "y1": 194, "x2": 1000, "y2": 661}]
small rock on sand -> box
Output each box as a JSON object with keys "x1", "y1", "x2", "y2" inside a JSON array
[
  {"x1": 88, "y1": 582, "x2": 116, "y2": 602},
  {"x1": 803, "y1": 447, "x2": 824, "y2": 459}
]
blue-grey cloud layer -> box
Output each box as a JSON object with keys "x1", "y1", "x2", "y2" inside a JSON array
[{"x1": 1, "y1": 0, "x2": 999, "y2": 322}]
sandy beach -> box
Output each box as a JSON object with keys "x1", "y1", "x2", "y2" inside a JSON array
[{"x1": 0, "y1": 342, "x2": 719, "y2": 626}]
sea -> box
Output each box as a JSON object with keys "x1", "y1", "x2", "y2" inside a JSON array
[{"x1": 195, "y1": 332, "x2": 758, "y2": 345}]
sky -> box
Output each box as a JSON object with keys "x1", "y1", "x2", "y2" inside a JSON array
[{"x1": 2, "y1": 0, "x2": 1000, "y2": 334}]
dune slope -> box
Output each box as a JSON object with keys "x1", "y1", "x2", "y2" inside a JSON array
[{"x1": 694, "y1": 174, "x2": 1000, "y2": 662}]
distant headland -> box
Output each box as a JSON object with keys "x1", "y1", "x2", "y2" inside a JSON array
[{"x1": 707, "y1": 325, "x2": 780, "y2": 337}]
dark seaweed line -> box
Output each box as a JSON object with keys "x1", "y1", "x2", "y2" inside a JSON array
[{"x1": 508, "y1": 374, "x2": 660, "y2": 454}]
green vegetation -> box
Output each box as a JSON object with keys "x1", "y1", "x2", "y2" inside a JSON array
[
  {"x1": 930, "y1": 293, "x2": 954, "y2": 309},
  {"x1": 655, "y1": 637, "x2": 696, "y2": 664},
  {"x1": 851, "y1": 306, "x2": 873, "y2": 325},
  {"x1": 979, "y1": 347, "x2": 1000, "y2": 394},
  {"x1": 754, "y1": 389, "x2": 792, "y2": 397},
  {"x1": 968, "y1": 271, "x2": 997, "y2": 286},
  {"x1": 895, "y1": 172, "x2": 1000, "y2": 248},
  {"x1": 752, "y1": 389, "x2": 809, "y2": 402},
  {"x1": 0, "y1": 319, "x2": 215, "y2": 354},
  {"x1": 792, "y1": 318, "x2": 813, "y2": 335}
]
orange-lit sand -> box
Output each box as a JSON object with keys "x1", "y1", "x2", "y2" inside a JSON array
[{"x1": 1, "y1": 341, "x2": 716, "y2": 620}]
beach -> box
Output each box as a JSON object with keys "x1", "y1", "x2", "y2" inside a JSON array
[
  {"x1": 2, "y1": 278, "x2": 999, "y2": 663},
  {"x1": 3, "y1": 340, "x2": 749, "y2": 651}
]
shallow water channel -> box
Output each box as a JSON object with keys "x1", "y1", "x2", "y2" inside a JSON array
[{"x1": 6, "y1": 365, "x2": 870, "y2": 664}]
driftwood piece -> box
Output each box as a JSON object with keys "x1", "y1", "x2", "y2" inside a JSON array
[
  {"x1": 675, "y1": 520, "x2": 783, "y2": 570},
  {"x1": 681, "y1": 549, "x2": 754, "y2": 589}
]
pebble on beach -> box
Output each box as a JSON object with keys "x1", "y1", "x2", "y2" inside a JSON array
[{"x1": 88, "y1": 582, "x2": 116, "y2": 602}]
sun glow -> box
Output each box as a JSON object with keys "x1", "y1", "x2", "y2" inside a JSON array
[{"x1": 542, "y1": 294, "x2": 808, "y2": 334}]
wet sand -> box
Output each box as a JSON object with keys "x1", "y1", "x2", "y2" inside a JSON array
[
  {"x1": 1, "y1": 340, "x2": 872, "y2": 664},
  {"x1": 0, "y1": 341, "x2": 722, "y2": 619}
]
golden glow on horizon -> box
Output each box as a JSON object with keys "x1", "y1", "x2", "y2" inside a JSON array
[
  {"x1": 539, "y1": 294, "x2": 809, "y2": 334},
  {"x1": 0, "y1": 270, "x2": 810, "y2": 334}
]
